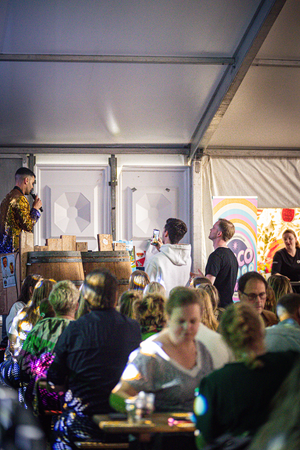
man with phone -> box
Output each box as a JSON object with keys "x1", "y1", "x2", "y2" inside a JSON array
[{"x1": 145, "y1": 218, "x2": 191, "y2": 295}]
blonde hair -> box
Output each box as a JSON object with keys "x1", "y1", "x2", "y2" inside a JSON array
[
  {"x1": 133, "y1": 293, "x2": 166, "y2": 333},
  {"x1": 201, "y1": 283, "x2": 220, "y2": 312},
  {"x1": 143, "y1": 281, "x2": 166, "y2": 297},
  {"x1": 265, "y1": 285, "x2": 277, "y2": 314},
  {"x1": 190, "y1": 277, "x2": 212, "y2": 288},
  {"x1": 129, "y1": 270, "x2": 150, "y2": 291},
  {"x1": 268, "y1": 274, "x2": 293, "y2": 304},
  {"x1": 197, "y1": 288, "x2": 219, "y2": 331},
  {"x1": 118, "y1": 290, "x2": 142, "y2": 318},
  {"x1": 220, "y1": 302, "x2": 264, "y2": 368},
  {"x1": 218, "y1": 218, "x2": 235, "y2": 242},
  {"x1": 49, "y1": 280, "x2": 79, "y2": 316},
  {"x1": 17, "y1": 278, "x2": 56, "y2": 333}
]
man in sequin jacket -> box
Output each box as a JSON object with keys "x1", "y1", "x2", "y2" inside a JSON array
[{"x1": 0, "y1": 167, "x2": 42, "y2": 253}]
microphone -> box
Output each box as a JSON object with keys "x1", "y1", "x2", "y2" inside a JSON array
[{"x1": 30, "y1": 192, "x2": 43, "y2": 213}]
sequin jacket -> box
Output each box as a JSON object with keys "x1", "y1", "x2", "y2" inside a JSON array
[{"x1": 0, "y1": 187, "x2": 40, "y2": 252}]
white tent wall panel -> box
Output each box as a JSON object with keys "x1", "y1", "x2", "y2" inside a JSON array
[
  {"x1": 35, "y1": 154, "x2": 190, "y2": 252},
  {"x1": 119, "y1": 165, "x2": 190, "y2": 256},
  {"x1": 192, "y1": 156, "x2": 300, "y2": 273}
]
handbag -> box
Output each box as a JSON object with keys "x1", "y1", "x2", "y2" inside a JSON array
[{"x1": 0, "y1": 357, "x2": 21, "y2": 389}]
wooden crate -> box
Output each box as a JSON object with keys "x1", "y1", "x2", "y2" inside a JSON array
[
  {"x1": 76, "y1": 242, "x2": 88, "y2": 252},
  {"x1": 46, "y1": 238, "x2": 62, "y2": 251},
  {"x1": 61, "y1": 235, "x2": 77, "y2": 251},
  {"x1": 97, "y1": 234, "x2": 113, "y2": 251}
]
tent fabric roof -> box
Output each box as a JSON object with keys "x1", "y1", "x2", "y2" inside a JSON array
[{"x1": 0, "y1": 0, "x2": 298, "y2": 156}]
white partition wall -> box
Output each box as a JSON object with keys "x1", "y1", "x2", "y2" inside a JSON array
[
  {"x1": 35, "y1": 164, "x2": 110, "y2": 251},
  {"x1": 119, "y1": 166, "x2": 190, "y2": 254}
]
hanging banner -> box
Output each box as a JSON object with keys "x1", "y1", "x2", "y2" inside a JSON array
[{"x1": 212, "y1": 197, "x2": 257, "y2": 301}]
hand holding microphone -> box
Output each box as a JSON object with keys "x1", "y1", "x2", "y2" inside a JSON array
[{"x1": 30, "y1": 192, "x2": 43, "y2": 212}]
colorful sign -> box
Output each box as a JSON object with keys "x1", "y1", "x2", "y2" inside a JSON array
[
  {"x1": 257, "y1": 208, "x2": 300, "y2": 274},
  {"x1": 213, "y1": 197, "x2": 257, "y2": 300},
  {"x1": 1, "y1": 254, "x2": 16, "y2": 289}
]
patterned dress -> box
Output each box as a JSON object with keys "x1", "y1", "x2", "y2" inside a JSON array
[
  {"x1": 0, "y1": 186, "x2": 40, "y2": 252},
  {"x1": 17, "y1": 317, "x2": 72, "y2": 413}
]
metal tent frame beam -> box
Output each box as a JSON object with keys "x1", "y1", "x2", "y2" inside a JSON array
[
  {"x1": 253, "y1": 58, "x2": 300, "y2": 68},
  {"x1": 0, "y1": 54, "x2": 234, "y2": 65},
  {"x1": 203, "y1": 147, "x2": 300, "y2": 157},
  {"x1": 188, "y1": 0, "x2": 287, "y2": 164},
  {"x1": 0, "y1": 144, "x2": 190, "y2": 155}
]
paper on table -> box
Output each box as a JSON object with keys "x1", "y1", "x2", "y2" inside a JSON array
[{"x1": 100, "y1": 420, "x2": 154, "y2": 429}]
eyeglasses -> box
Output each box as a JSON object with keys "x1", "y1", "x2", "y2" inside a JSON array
[{"x1": 240, "y1": 291, "x2": 267, "y2": 302}]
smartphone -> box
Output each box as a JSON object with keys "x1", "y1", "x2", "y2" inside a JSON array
[{"x1": 152, "y1": 229, "x2": 160, "y2": 244}]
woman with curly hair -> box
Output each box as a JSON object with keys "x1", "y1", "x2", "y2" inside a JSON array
[
  {"x1": 133, "y1": 292, "x2": 166, "y2": 340},
  {"x1": 118, "y1": 290, "x2": 142, "y2": 319},
  {"x1": 194, "y1": 302, "x2": 297, "y2": 447}
]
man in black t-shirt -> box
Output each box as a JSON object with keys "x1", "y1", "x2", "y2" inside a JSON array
[{"x1": 205, "y1": 218, "x2": 238, "y2": 308}]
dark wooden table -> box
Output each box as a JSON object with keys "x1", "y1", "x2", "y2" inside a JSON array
[{"x1": 93, "y1": 412, "x2": 196, "y2": 443}]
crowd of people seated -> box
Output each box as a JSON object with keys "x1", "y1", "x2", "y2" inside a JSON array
[{"x1": 0, "y1": 262, "x2": 298, "y2": 450}]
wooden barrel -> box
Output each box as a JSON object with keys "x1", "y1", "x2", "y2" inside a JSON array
[
  {"x1": 26, "y1": 251, "x2": 84, "y2": 288},
  {"x1": 81, "y1": 251, "x2": 132, "y2": 296}
]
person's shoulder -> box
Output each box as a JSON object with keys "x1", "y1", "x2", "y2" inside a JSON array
[
  {"x1": 118, "y1": 311, "x2": 140, "y2": 330},
  {"x1": 207, "y1": 248, "x2": 220, "y2": 260},
  {"x1": 274, "y1": 248, "x2": 286, "y2": 257},
  {"x1": 195, "y1": 336, "x2": 215, "y2": 360},
  {"x1": 262, "y1": 310, "x2": 278, "y2": 326},
  {"x1": 262, "y1": 350, "x2": 299, "y2": 367},
  {"x1": 145, "y1": 249, "x2": 165, "y2": 266},
  {"x1": 216, "y1": 246, "x2": 236, "y2": 258},
  {"x1": 196, "y1": 323, "x2": 221, "y2": 340},
  {"x1": 200, "y1": 360, "x2": 237, "y2": 385}
]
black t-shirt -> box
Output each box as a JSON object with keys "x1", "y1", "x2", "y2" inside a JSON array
[
  {"x1": 47, "y1": 309, "x2": 141, "y2": 415},
  {"x1": 196, "y1": 351, "x2": 298, "y2": 443},
  {"x1": 272, "y1": 247, "x2": 300, "y2": 293},
  {"x1": 205, "y1": 247, "x2": 238, "y2": 308}
]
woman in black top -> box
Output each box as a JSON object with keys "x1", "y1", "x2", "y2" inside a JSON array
[
  {"x1": 272, "y1": 229, "x2": 300, "y2": 293},
  {"x1": 194, "y1": 302, "x2": 297, "y2": 446}
]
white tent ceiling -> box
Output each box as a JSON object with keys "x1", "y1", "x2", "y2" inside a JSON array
[{"x1": 0, "y1": 0, "x2": 298, "y2": 158}]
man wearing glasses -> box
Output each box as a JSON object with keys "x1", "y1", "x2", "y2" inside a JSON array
[{"x1": 238, "y1": 271, "x2": 278, "y2": 327}]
